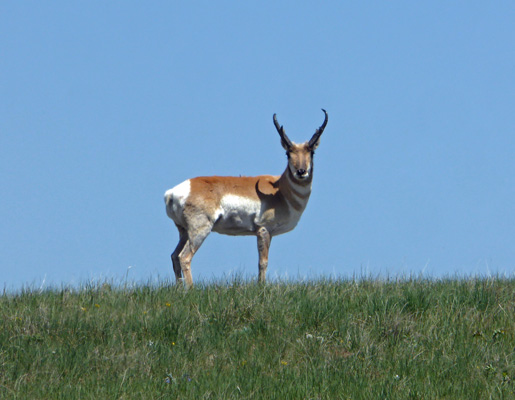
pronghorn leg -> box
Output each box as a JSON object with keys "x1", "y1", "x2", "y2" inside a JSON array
[
  {"x1": 171, "y1": 225, "x2": 188, "y2": 283},
  {"x1": 257, "y1": 226, "x2": 271, "y2": 283},
  {"x1": 178, "y1": 219, "x2": 213, "y2": 288}
]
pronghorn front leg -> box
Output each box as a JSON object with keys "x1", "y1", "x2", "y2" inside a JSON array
[{"x1": 257, "y1": 226, "x2": 271, "y2": 283}]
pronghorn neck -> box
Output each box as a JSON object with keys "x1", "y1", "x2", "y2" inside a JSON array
[{"x1": 277, "y1": 163, "x2": 313, "y2": 212}]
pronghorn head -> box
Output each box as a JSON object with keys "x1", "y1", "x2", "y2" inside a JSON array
[{"x1": 273, "y1": 109, "x2": 328, "y2": 181}]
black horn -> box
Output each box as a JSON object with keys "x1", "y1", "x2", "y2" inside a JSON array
[
  {"x1": 273, "y1": 113, "x2": 293, "y2": 149},
  {"x1": 308, "y1": 109, "x2": 328, "y2": 149}
]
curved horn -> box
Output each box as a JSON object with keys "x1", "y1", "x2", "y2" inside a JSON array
[
  {"x1": 308, "y1": 109, "x2": 328, "y2": 149},
  {"x1": 273, "y1": 113, "x2": 293, "y2": 149}
]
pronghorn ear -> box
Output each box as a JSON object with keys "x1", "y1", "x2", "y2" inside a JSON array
[
  {"x1": 273, "y1": 113, "x2": 293, "y2": 151},
  {"x1": 280, "y1": 137, "x2": 292, "y2": 152},
  {"x1": 308, "y1": 135, "x2": 321, "y2": 151},
  {"x1": 308, "y1": 109, "x2": 328, "y2": 151}
]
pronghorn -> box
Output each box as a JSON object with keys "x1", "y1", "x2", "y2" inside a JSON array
[{"x1": 164, "y1": 109, "x2": 328, "y2": 287}]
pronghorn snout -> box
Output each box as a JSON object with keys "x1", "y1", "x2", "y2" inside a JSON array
[{"x1": 296, "y1": 169, "x2": 307, "y2": 178}]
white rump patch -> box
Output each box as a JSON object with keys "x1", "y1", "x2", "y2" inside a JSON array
[{"x1": 164, "y1": 179, "x2": 191, "y2": 222}]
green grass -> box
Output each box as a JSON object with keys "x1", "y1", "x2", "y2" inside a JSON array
[{"x1": 2, "y1": 277, "x2": 515, "y2": 399}]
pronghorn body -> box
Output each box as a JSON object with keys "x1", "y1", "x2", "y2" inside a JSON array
[{"x1": 165, "y1": 110, "x2": 328, "y2": 287}]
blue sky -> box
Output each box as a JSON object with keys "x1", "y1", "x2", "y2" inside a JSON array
[{"x1": 1, "y1": 2, "x2": 514, "y2": 290}]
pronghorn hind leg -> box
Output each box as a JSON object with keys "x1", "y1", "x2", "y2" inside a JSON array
[
  {"x1": 257, "y1": 226, "x2": 271, "y2": 284},
  {"x1": 178, "y1": 217, "x2": 213, "y2": 288},
  {"x1": 171, "y1": 225, "x2": 188, "y2": 284}
]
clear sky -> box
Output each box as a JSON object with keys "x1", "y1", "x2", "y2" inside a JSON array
[{"x1": 1, "y1": 2, "x2": 514, "y2": 290}]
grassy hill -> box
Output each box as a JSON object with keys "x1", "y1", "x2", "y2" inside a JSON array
[{"x1": 2, "y1": 278, "x2": 515, "y2": 399}]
